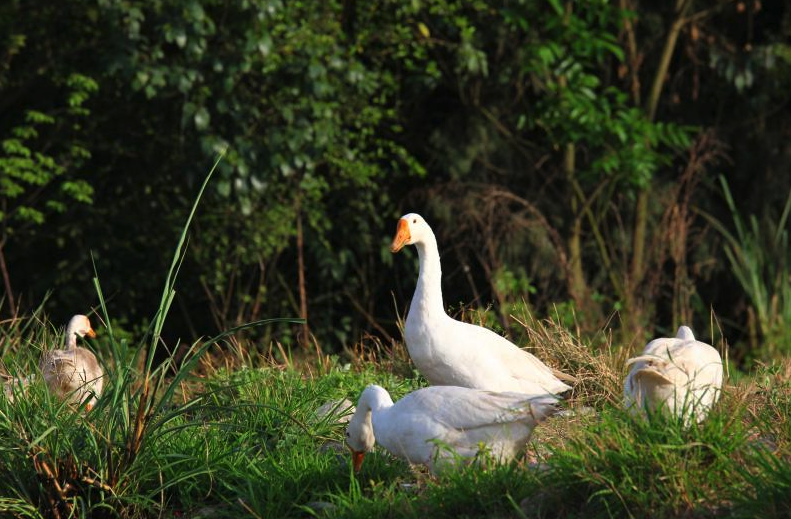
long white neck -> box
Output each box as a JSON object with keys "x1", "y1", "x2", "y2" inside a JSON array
[
  {"x1": 353, "y1": 386, "x2": 395, "y2": 448},
  {"x1": 65, "y1": 325, "x2": 79, "y2": 350},
  {"x1": 364, "y1": 386, "x2": 395, "y2": 439},
  {"x1": 412, "y1": 231, "x2": 446, "y2": 318}
]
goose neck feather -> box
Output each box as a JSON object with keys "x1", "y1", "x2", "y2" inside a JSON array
[
  {"x1": 348, "y1": 386, "x2": 394, "y2": 453},
  {"x1": 65, "y1": 329, "x2": 79, "y2": 350},
  {"x1": 413, "y1": 233, "x2": 446, "y2": 318}
]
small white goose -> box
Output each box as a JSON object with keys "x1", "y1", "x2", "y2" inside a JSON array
[
  {"x1": 39, "y1": 315, "x2": 103, "y2": 410},
  {"x1": 345, "y1": 384, "x2": 559, "y2": 474},
  {"x1": 390, "y1": 213, "x2": 572, "y2": 395},
  {"x1": 624, "y1": 325, "x2": 723, "y2": 424}
]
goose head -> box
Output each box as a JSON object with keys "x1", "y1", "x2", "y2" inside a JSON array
[
  {"x1": 66, "y1": 315, "x2": 96, "y2": 340},
  {"x1": 345, "y1": 406, "x2": 375, "y2": 472},
  {"x1": 65, "y1": 315, "x2": 96, "y2": 349},
  {"x1": 345, "y1": 385, "x2": 392, "y2": 471},
  {"x1": 390, "y1": 213, "x2": 432, "y2": 253}
]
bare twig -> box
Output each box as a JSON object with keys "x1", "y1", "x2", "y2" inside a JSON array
[
  {"x1": 0, "y1": 244, "x2": 17, "y2": 318},
  {"x1": 344, "y1": 290, "x2": 395, "y2": 343},
  {"x1": 32, "y1": 450, "x2": 70, "y2": 519}
]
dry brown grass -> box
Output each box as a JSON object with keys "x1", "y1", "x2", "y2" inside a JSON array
[
  {"x1": 345, "y1": 333, "x2": 415, "y2": 380},
  {"x1": 729, "y1": 357, "x2": 791, "y2": 454},
  {"x1": 512, "y1": 313, "x2": 627, "y2": 408}
]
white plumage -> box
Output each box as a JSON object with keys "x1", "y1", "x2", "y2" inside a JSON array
[
  {"x1": 345, "y1": 384, "x2": 560, "y2": 473},
  {"x1": 39, "y1": 315, "x2": 103, "y2": 410},
  {"x1": 624, "y1": 325, "x2": 723, "y2": 424},
  {"x1": 390, "y1": 213, "x2": 572, "y2": 396}
]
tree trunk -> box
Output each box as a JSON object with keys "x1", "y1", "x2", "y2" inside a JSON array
[
  {"x1": 629, "y1": 0, "x2": 692, "y2": 335},
  {"x1": 296, "y1": 201, "x2": 310, "y2": 348},
  {"x1": 644, "y1": 0, "x2": 691, "y2": 122},
  {"x1": 564, "y1": 143, "x2": 588, "y2": 308},
  {"x1": 619, "y1": 0, "x2": 642, "y2": 105}
]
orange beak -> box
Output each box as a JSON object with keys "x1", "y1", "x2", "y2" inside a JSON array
[
  {"x1": 390, "y1": 219, "x2": 411, "y2": 253},
  {"x1": 86, "y1": 328, "x2": 97, "y2": 338},
  {"x1": 351, "y1": 450, "x2": 365, "y2": 472}
]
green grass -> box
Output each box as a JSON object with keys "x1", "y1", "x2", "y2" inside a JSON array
[
  {"x1": 3, "y1": 325, "x2": 791, "y2": 518},
  {"x1": 701, "y1": 175, "x2": 791, "y2": 358},
  {"x1": 2, "y1": 158, "x2": 790, "y2": 518}
]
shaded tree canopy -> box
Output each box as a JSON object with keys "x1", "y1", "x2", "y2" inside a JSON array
[{"x1": 1, "y1": 0, "x2": 790, "y2": 361}]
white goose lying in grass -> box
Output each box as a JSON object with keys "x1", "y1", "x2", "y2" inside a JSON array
[
  {"x1": 390, "y1": 213, "x2": 573, "y2": 396},
  {"x1": 345, "y1": 385, "x2": 560, "y2": 474},
  {"x1": 624, "y1": 326, "x2": 723, "y2": 424},
  {"x1": 39, "y1": 315, "x2": 103, "y2": 410}
]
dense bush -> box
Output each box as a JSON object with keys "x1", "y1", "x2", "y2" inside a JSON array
[{"x1": 1, "y1": 0, "x2": 790, "y2": 359}]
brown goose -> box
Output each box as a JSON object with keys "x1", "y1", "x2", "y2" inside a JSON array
[{"x1": 39, "y1": 315, "x2": 103, "y2": 410}]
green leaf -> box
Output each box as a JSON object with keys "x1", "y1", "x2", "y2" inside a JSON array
[
  {"x1": 194, "y1": 107, "x2": 211, "y2": 130},
  {"x1": 547, "y1": 0, "x2": 564, "y2": 16}
]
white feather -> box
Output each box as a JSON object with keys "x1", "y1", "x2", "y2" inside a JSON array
[
  {"x1": 346, "y1": 385, "x2": 560, "y2": 473},
  {"x1": 624, "y1": 326, "x2": 723, "y2": 424},
  {"x1": 393, "y1": 213, "x2": 572, "y2": 396}
]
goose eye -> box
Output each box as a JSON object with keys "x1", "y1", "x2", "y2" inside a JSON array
[{"x1": 412, "y1": 218, "x2": 417, "y2": 224}]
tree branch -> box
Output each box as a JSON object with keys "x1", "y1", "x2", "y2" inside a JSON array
[
  {"x1": 0, "y1": 244, "x2": 16, "y2": 317},
  {"x1": 645, "y1": 0, "x2": 693, "y2": 121}
]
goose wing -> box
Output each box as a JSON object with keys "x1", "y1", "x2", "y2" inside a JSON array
[{"x1": 403, "y1": 386, "x2": 560, "y2": 431}]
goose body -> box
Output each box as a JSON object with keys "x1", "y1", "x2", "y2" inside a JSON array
[
  {"x1": 39, "y1": 315, "x2": 103, "y2": 410},
  {"x1": 346, "y1": 384, "x2": 559, "y2": 473},
  {"x1": 391, "y1": 213, "x2": 572, "y2": 395},
  {"x1": 624, "y1": 326, "x2": 723, "y2": 424}
]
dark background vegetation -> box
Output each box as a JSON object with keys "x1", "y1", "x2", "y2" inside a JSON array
[{"x1": 2, "y1": 0, "x2": 790, "y2": 363}]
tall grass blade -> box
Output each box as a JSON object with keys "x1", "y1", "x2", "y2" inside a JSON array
[{"x1": 150, "y1": 150, "x2": 226, "y2": 369}]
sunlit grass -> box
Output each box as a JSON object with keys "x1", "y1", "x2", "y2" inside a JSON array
[
  {"x1": 3, "y1": 319, "x2": 791, "y2": 518},
  {"x1": 1, "y1": 155, "x2": 790, "y2": 517}
]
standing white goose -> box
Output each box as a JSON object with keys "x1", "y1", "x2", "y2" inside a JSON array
[
  {"x1": 345, "y1": 384, "x2": 560, "y2": 474},
  {"x1": 39, "y1": 315, "x2": 103, "y2": 410},
  {"x1": 624, "y1": 326, "x2": 723, "y2": 424},
  {"x1": 390, "y1": 213, "x2": 572, "y2": 395}
]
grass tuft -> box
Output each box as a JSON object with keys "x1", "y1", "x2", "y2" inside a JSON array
[{"x1": 0, "y1": 160, "x2": 790, "y2": 516}]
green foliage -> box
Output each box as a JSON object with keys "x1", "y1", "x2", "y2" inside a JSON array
[
  {"x1": 506, "y1": 1, "x2": 694, "y2": 188},
  {"x1": 703, "y1": 177, "x2": 791, "y2": 358},
  {"x1": 82, "y1": 0, "x2": 432, "y2": 339},
  {"x1": 539, "y1": 405, "x2": 750, "y2": 516},
  {"x1": 4, "y1": 306, "x2": 791, "y2": 517},
  {"x1": 0, "y1": 77, "x2": 96, "y2": 237},
  {"x1": 0, "y1": 0, "x2": 790, "y2": 359}
]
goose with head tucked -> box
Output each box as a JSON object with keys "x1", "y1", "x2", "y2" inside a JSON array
[
  {"x1": 624, "y1": 325, "x2": 723, "y2": 424},
  {"x1": 39, "y1": 315, "x2": 103, "y2": 410},
  {"x1": 390, "y1": 213, "x2": 573, "y2": 396},
  {"x1": 345, "y1": 384, "x2": 560, "y2": 474}
]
